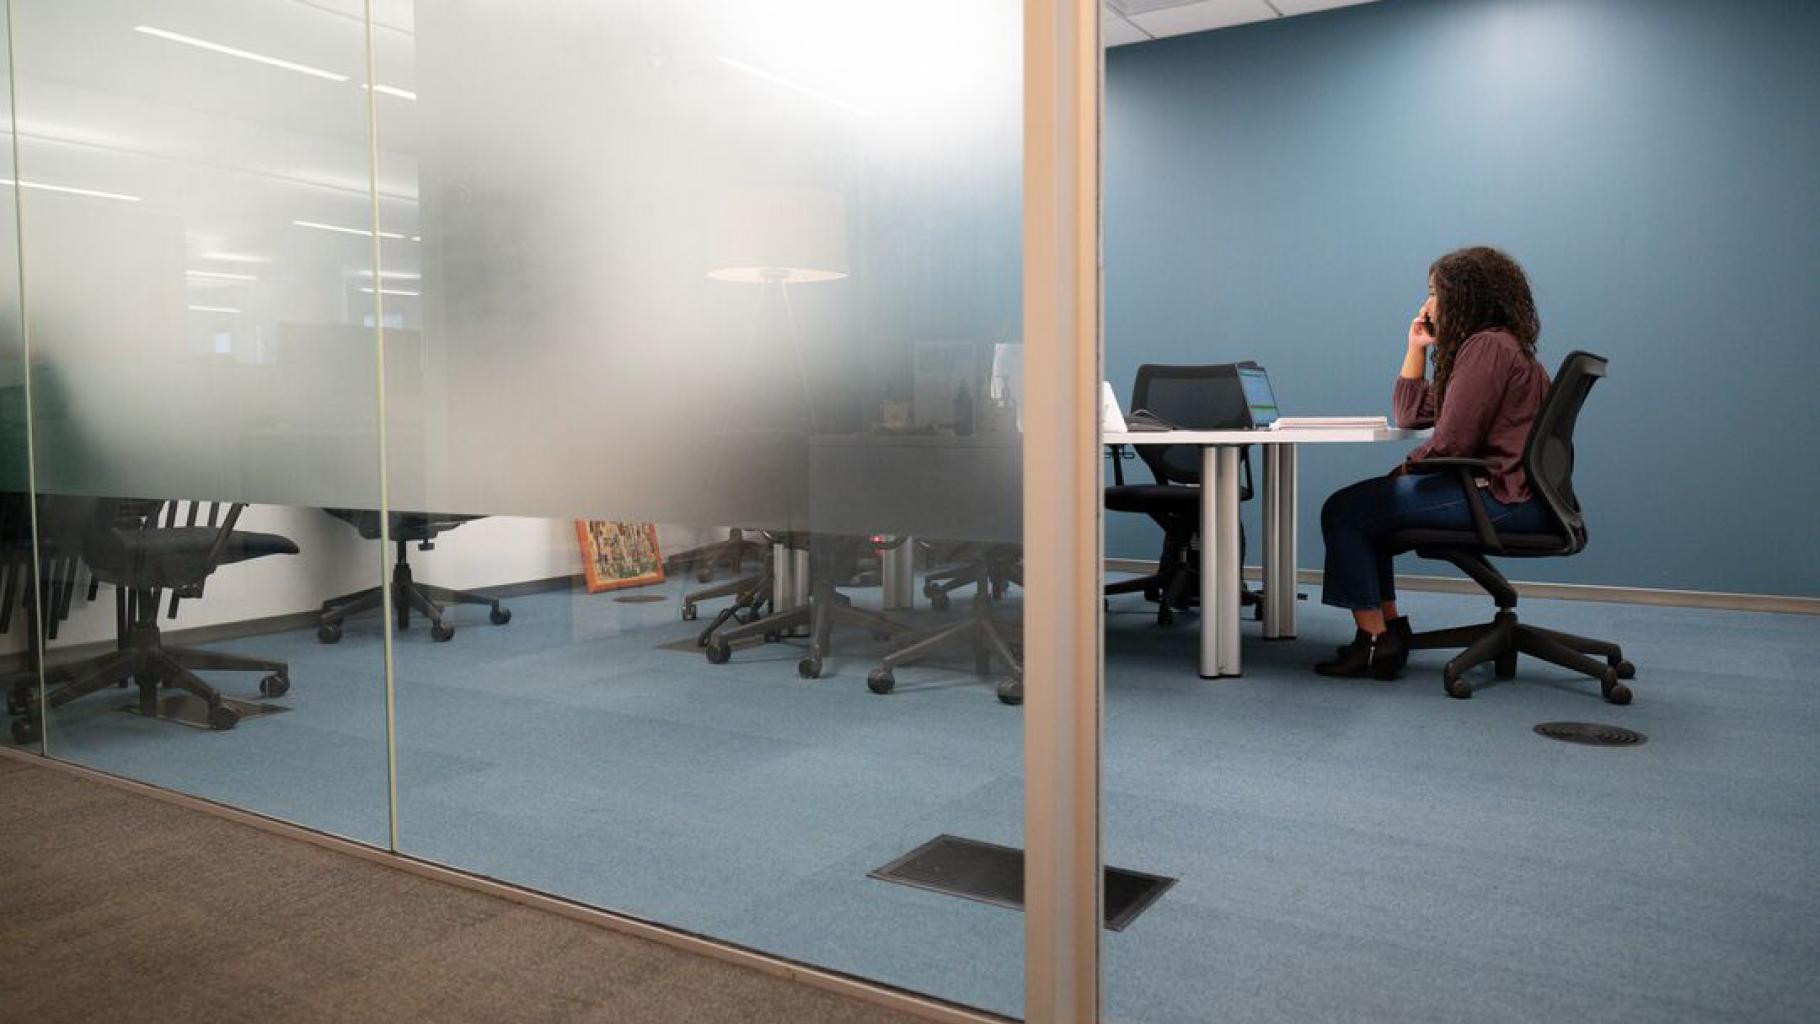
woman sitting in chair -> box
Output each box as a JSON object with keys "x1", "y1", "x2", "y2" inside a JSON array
[{"x1": 1315, "y1": 246, "x2": 1553, "y2": 679}]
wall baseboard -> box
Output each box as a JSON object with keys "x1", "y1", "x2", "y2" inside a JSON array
[{"x1": 1104, "y1": 559, "x2": 1819, "y2": 616}]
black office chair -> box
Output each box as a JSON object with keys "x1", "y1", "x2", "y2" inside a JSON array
[
  {"x1": 1, "y1": 491, "x2": 81, "y2": 727},
  {"x1": 702, "y1": 534, "x2": 911, "y2": 679},
  {"x1": 867, "y1": 541, "x2": 1023, "y2": 704},
  {"x1": 9, "y1": 497, "x2": 298, "y2": 741},
  {"x1": 1105, "y1": 364, "x2": 1262, "y2": 625},
  {"x1": 1393, "y1": 351, "x2": 1636, "y2": 703},
  {"x1": 317, "y1": 510, "x2": 510, "y2": 643}
]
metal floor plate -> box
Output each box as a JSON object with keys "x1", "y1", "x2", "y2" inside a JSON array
[
  {"x1": 871, "y1": 833, "x2": 1175, "y2": 932},
  {"x1": 120, "y1": 694, "x2": 289, "y2": 730}
]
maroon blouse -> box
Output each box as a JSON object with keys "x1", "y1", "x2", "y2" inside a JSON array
[{"x1": 1393, "y1": 329, "x2": 1550, "y2": 505}]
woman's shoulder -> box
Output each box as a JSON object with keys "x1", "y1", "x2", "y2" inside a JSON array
[{"x1": 1457, "y1": 329, "x2": 1525, "y2": 365}]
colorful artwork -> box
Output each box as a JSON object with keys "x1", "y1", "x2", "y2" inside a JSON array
[{"x1": 574, "y1": 520, "x2": 665, "y2": 593}]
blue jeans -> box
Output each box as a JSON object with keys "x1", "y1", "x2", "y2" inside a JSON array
[{"x1": 1320, "y1": 472, "x2": 1551, "y2": 611}]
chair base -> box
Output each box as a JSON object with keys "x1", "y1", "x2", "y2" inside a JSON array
[
  {"x1": 318, "y1": 542, "x2": 508, "y2": 643},
  {"x1": 700, "y1": 541, "x2": 912, "y2": 680},
  {"x1": 1409, "y1": 609, "x2": 1635, "y2": 703},
  {"x1": 9, "y1": 615, "x2": 289, "y2": 742},
  {"x1": 870, "y1": 560, "x2": 1023, "y2": 704}
]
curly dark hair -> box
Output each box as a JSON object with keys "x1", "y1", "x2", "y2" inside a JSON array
[{"x1": 1428, "y1": 246, "x2": 1539, "y2": 410}]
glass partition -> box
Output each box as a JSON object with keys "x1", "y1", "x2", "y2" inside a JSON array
[
  {"x1": 374, "y1": 0, "x2": 1031, "y2": 1013},
  {"x1": 7, "y1": 0, "x2": 390, "y2": 845},
  {"x1": 1, "y1": 6, "x2": 34, "y2": 754}
]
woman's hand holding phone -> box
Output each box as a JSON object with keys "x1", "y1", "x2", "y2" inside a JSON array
[{"x1": 1407, "y1": 300, "x2": 1438, "y2": 350}]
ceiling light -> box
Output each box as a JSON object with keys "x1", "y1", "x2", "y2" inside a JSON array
[
  {"x1": 0, "y1": 178, "x2": 140, "y2": 203},
  {"x1": 359, "y1": 286, "x2": 420, "y2": 296},
  {"x1": 187, "y1": 305, "x2": 242, "y2": 314},
  {"x1": 188, "y1": 270, "x2": 257, "y2": 282},
  {"x1": 356, "y1": 270, "x2": 422, "y2": 280},
  {"x1": 717, "y1": 57, "x2": 876, "y2": 119},
  {"x1": 362, "y1": 83, "x2": 418, "y2": 101},
  {"x1": 294, "y1": 219, "x2": 410, "y2": 240},
  {"x1": 134, "y1": 26, "x2": 349, "y2": 82},
  {"x1": 199, "y1": 252, "x2": 268, "y2": 264}
]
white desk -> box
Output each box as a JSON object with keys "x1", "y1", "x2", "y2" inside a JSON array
[{"x1": 1106, "y1": 424, "x2": 1426, "y2": 677}]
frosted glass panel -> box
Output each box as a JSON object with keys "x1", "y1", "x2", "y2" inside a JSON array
[
  {"x1": 11, "y1": 0, "x2": 384, "y2": 508},
  {"x1": 8, "y1": 0, "x2": 391, "y2": 847},
  {"x1": 380, "y1": 0, "x2": 1030, "y2": 1013}
]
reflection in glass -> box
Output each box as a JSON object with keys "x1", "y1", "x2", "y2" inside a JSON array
[{"x1": 8, "y1": 0, "x2": 389, "y2": 844}]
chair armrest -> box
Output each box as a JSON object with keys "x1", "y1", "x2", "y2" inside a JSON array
[
  {"x1": 1105, "y1": 443, "x2": 1128, "y2": 486},
  {"x1": 1405, "y1": 458, "x2": 1502, "y2": 553},
  {"x1": 199, "y1": 503, "x2": 247, "y2": 574}
]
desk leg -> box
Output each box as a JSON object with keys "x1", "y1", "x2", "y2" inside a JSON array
[
  {"x1": 1263, "y1": 444, "x2": 1299, "y2": 639},
  {"x1": 1201, "y1": 446, "x2": 1243, "y2": 678},
  {"x1": 881, "y1": 536, "x2": 914, "y2": 611}
]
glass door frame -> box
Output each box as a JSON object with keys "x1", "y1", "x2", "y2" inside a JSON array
[{"x1": 1021, "y1": 1, "x2": 1103, "y2": 1021}]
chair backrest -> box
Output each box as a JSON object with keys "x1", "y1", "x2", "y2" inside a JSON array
[
  {"x1": 1130, "y1": 364, "x2": 1238, "y2": 486},
  {"x1": 1524, "y1": 351, "x2": 1607, "y2": 554}
]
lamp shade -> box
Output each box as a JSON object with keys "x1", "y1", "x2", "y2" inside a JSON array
[{"x1": 706, "y1": 186, "x2": 848, "y2": 284}]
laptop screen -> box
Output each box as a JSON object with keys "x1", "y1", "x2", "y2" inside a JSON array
[{"x1": 1237, "y1": 366, "x2": 1280, "y2": 427}]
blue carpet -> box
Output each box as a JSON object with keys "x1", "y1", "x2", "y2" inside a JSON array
[{"x1": 20, "y1": 578, "x2": 1820, "y2": 1023}]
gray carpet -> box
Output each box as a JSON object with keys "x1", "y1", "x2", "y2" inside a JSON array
[{"x1": 0, "y1": 756, "x2": 928, "y2": 1024}]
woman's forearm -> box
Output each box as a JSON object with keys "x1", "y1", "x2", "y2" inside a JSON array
[{"x1": 1399, "y1": 343, "x2": 1428, "y2": 380}]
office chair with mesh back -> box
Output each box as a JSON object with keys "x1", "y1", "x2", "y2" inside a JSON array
[
  {"x1": 1394, "y1": 351, "x2": 1636, "y2": 702},
  {"x1": 10, "y1": 497, "x2": 299, "y2": 741},
  {"x1": 1105, "y1": 364, "x2": 1263, "y2": 625}
]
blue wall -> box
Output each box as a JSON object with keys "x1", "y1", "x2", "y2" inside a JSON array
[{"x1": 1105, "y1": 0, "x2": 1820, "y2": 598}]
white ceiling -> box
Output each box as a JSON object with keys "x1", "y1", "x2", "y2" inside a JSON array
[{"x1": 1103, "y1": 0, "x2": 1383, "y2": 46}]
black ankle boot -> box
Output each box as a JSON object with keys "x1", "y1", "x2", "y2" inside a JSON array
[
  {"x1": 1315, "y1": 626, "x2": 1406, "y2": 680},
  {"x1": 1336, "y1": 616, "x2": 1411, "y2": 657}
]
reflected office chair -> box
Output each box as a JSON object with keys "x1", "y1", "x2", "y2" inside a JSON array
[
  {"x1": 317, "y1": 510, "x2": 510, "y2": 643},
  {"x1": 1104, "y1": 364, "x2": 1263, "y2": 625},
  {"x1": 10, "y1": 497, "x2": 298, "y2": 741},
  {"x1": 1394, "y1": 351, "x2": 1636, "y2": 703}
]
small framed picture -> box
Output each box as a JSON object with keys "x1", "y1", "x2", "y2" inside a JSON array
[{"x1": 574, "y1": 520, "x2": 665, "y2": 594}]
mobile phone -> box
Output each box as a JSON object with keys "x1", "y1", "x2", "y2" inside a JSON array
[{"x1": 1419, "y1": 311, "x2": 1435, "y2": 336}]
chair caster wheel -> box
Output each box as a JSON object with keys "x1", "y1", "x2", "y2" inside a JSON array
[
  {"x1": 10, "y1": 716, "x2": 40, "y2": 745},
  {"x1": 705, "y1": 638, "x2": 731, "y2": 665},
  {"x1": 317, "y1": 623, "x2": 342, "y2": 644},
  {"x1": 867, "y1": 669, "x2": 895, "y2": 694},
  {"x1": 1157, "y1": 608, "x2": 1174, "y2": 626},
  {"x1": 797, "y1": 657, "x2": 822, "y2": 680},
  {"x1": 1611, "y1": 659, "x2": 1635, "y2": 680},
  {"x1": 1600, "y1": 668, "x2": 1632, "y2": 705},
  {"x1": 1443, "y1": 669, "x2": 1472, "y2": 699},
  {"x1": 681, "y1": 604, "x2": 698, "y2": 621},
  {"x1": 997, "y1": 679, "x2": 1024, "y2": 705},
  {"x1": 930, "y1": 592, "x2": 950, "y2": 612},
  {"x1": 490, "y1": 607, "x2": 512, "y2": 625},
  {"x1": 207, "y1": 704, "x2": 240, "y2": 731},
  {"x1": 430, "y1": 623, "x2": 455, "y2": 642},
  {"x1": 259, "y1": 674, "x2": 290, "y2": 698},
  {"x1": 1495, "y1": 652, "x2": 1518, "y2": 680},
  {"x1": 697, "y1": 570, "x2": 714, "y2": 584}
]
